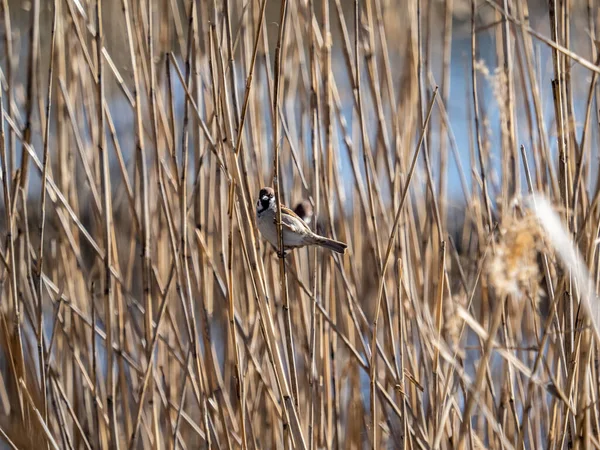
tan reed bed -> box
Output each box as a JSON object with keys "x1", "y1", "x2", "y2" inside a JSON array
[{"x1": 0, "y1": 0, "x2": 599, "y2": 448}]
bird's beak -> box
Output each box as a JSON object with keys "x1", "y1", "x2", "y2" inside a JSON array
[{"x1": 261, "y1": 195, "x2": 269, "y2": 202}]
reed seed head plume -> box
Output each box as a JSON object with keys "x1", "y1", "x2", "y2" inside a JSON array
[
  {"x1": 527, "y1": 194, "x2": 600, "y2": 341},
  {"x1": 443, "y1": 292, "x2": 467, "y2": 354},
  {"x1": 486, "y1": 205, "x2": 543, "y2": 300}
]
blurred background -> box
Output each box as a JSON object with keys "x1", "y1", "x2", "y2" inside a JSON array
[{"x1": 2, "y1": 0, "x2": 598, "y2": 202}]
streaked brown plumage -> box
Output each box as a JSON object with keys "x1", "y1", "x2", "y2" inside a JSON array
[{"x1": 256, "y1": 187, "x2": 347, "y2": 254}]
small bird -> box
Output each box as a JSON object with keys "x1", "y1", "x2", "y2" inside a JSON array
[
  {"x1": 293, "y1": 200, "x2": 313, "y2": 224},
  {"x1": 256, "y1": 187, "x2": 347, "y2": 254}
]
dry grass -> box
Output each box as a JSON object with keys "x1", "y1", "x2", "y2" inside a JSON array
[{"x1": 0, "y1": 0, "x2": 599, "y2": 448}]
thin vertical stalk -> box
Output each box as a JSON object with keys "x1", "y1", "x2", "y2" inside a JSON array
[
  {"x1": 471, "y1": 0, "x2": 493, "y2": 231},
  {"x1": 308, "y1": 0, "x2": 320, "y2": 447},
  {"x1": 0, "y1": 37, "x2": 25, "y2": 429},
  {"x1": 501, "y1": 0, "x2": 518, "y2": 204},
  {"x1": 1, "y1": 0, "x2": 15, "y2": 177},
  {"x1": 36, "y1": 0, "x2": 59, "y2": 427},
  {"x1": 146, "y1": 0, "x2": 161, "y2": 446},
  {"x1": 19, "y1": 0, "x2": 40, "y2": 193},
  {"x1": 95, "y1": 0, "x2": 118, "y2": 447},
  {"x1": 271, "y1": 0, "x2": 302, "y2": 443}
]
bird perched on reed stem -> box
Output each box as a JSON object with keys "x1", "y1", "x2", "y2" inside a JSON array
[{"x1": 256, "y1": 187, "x2": 347, "y2": 254}]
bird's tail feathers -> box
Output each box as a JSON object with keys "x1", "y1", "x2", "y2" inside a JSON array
[{"x1": 313, "y1": 235, "x2": 347, "y2": 254}]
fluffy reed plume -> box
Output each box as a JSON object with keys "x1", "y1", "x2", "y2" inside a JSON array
[
  {"x1": 486, "y1": 206, "x2": 544, "y2": 301},
  {"x1": 442, "y1": 291, "x2": 467, "y2": 353},
  {"x1": 529, "y1": 194, "x2": 600, "y2": 340}
]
